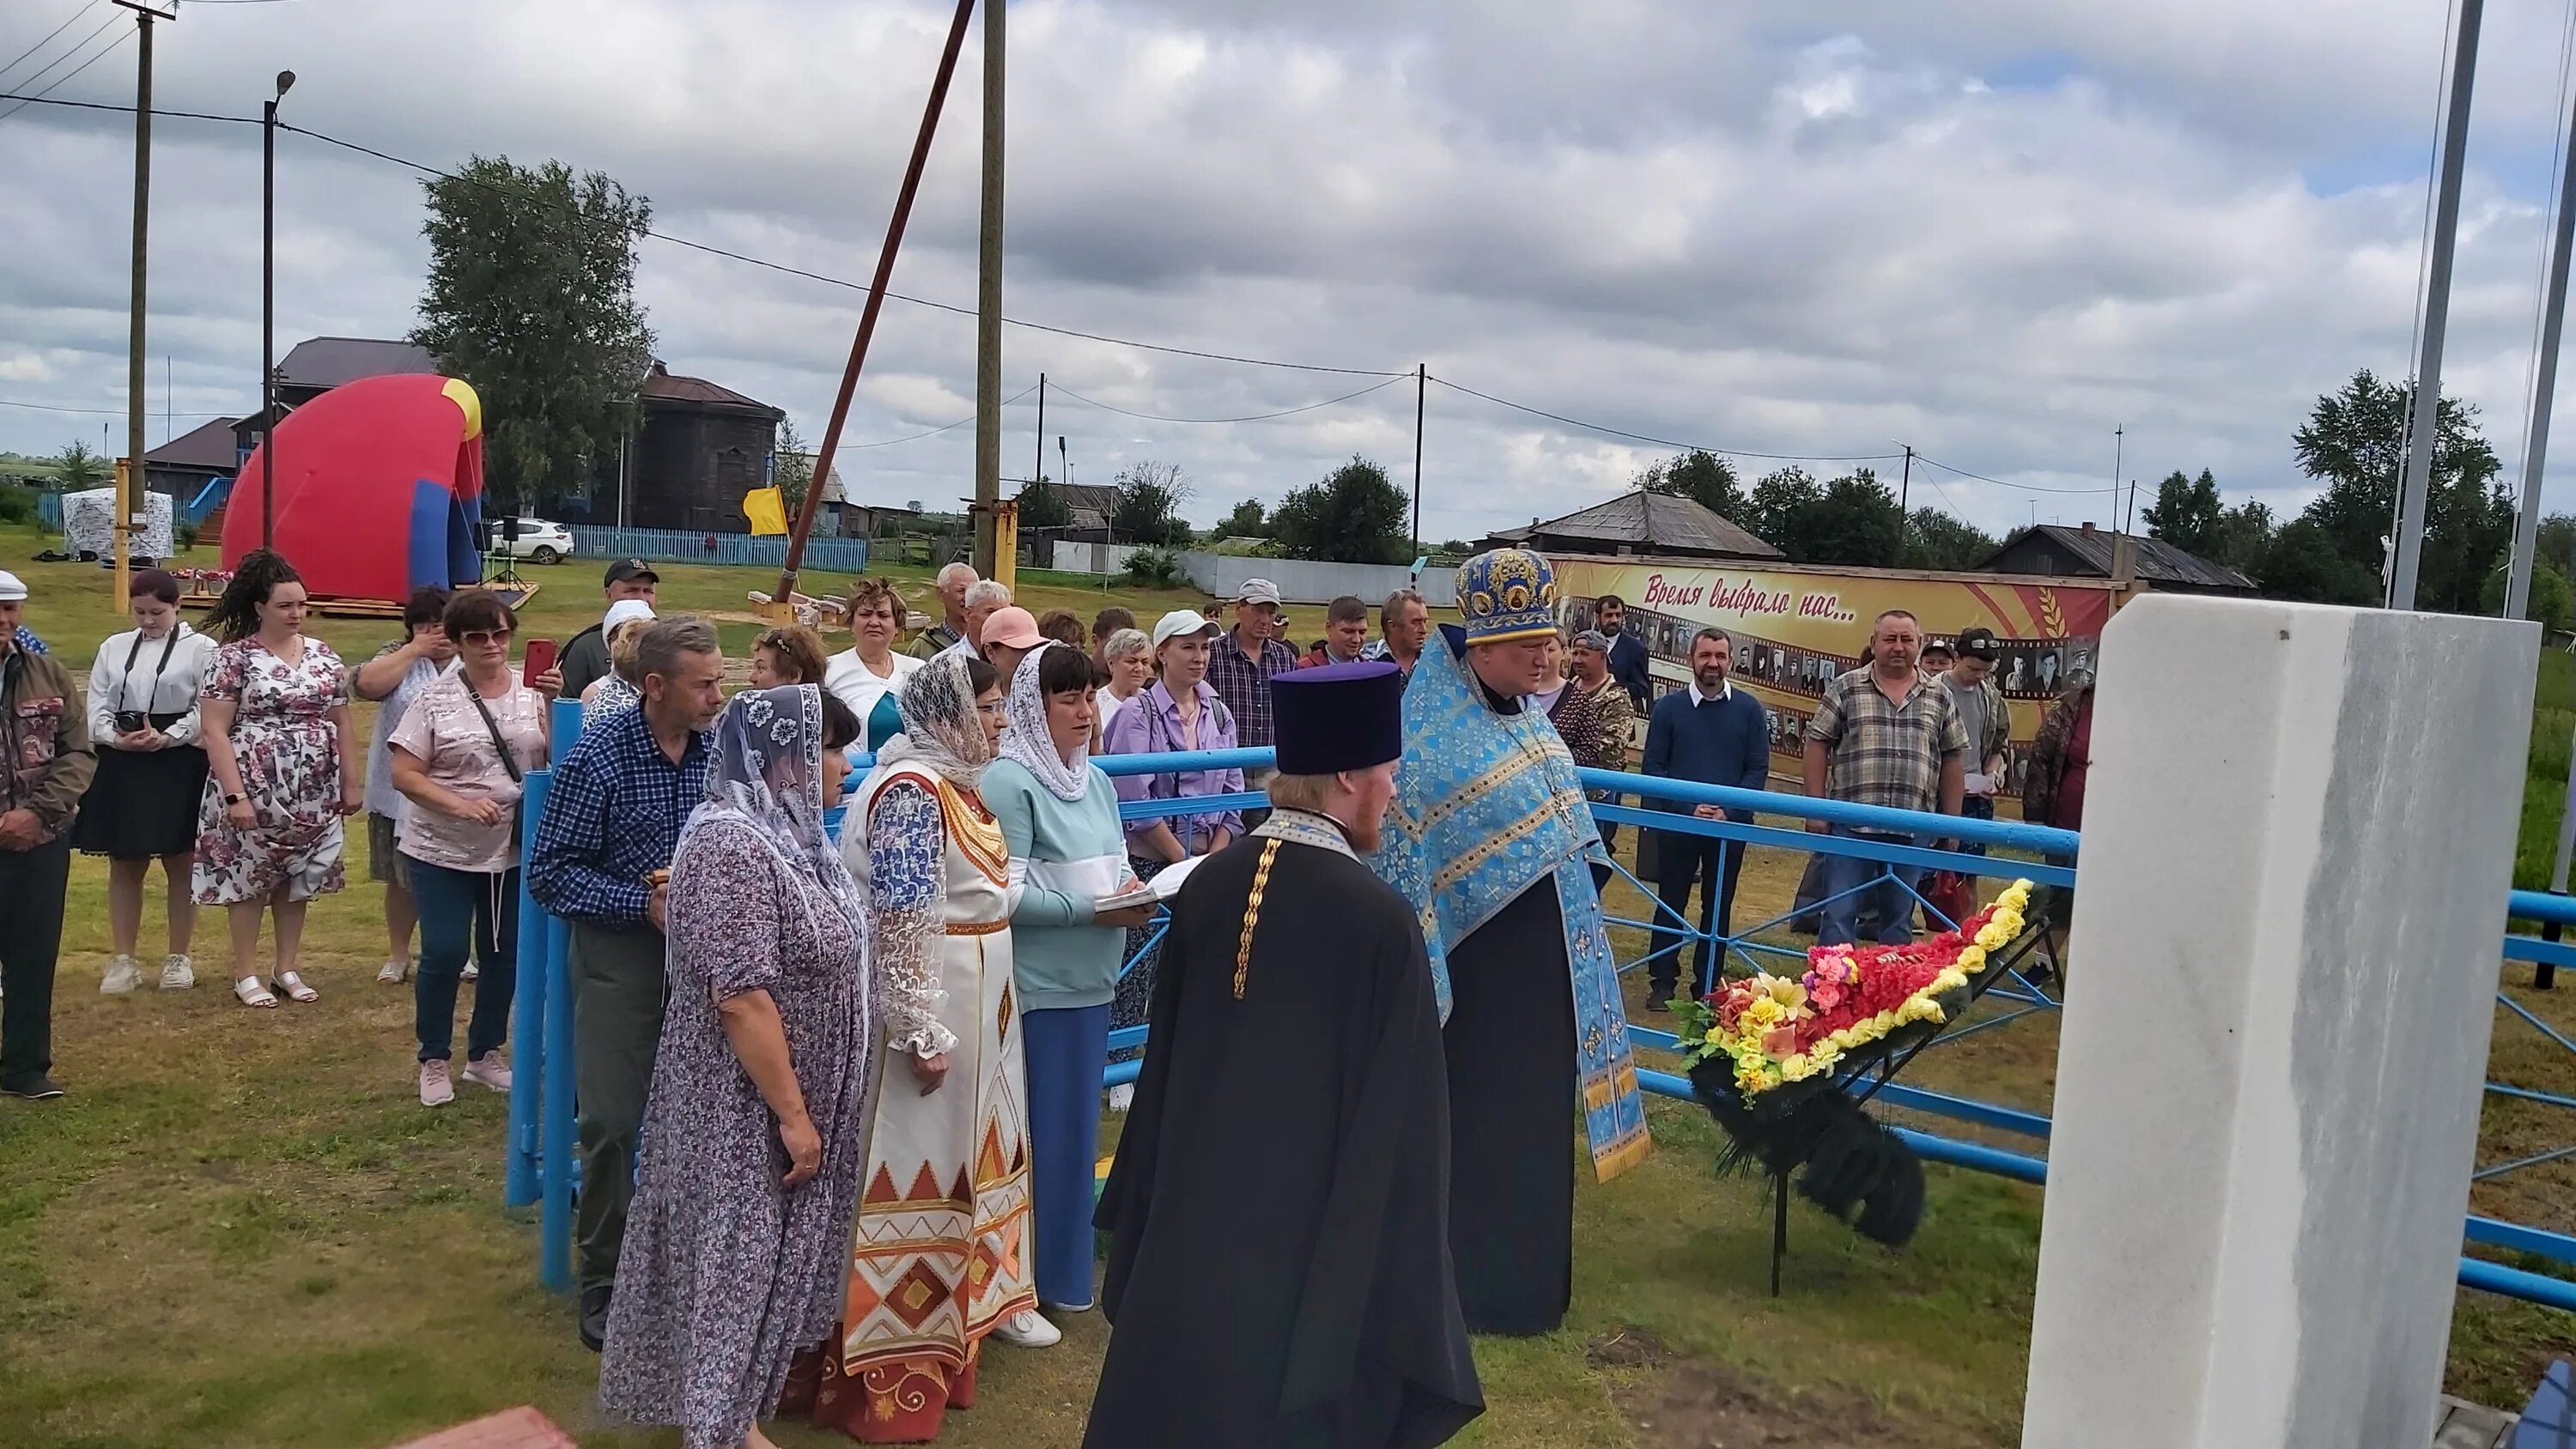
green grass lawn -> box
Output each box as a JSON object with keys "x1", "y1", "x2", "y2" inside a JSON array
[{"x1": 1, "y1": 524, "x2": 2572, "y2": 1446}]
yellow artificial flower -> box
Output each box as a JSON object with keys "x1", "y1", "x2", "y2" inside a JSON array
[{"x1": 1764, "y1": 975, "x2": 1808, "y2": 1009}]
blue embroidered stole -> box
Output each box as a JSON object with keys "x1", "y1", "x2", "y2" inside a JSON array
[{"x1": 1366, "y1": 638, "x2": 1651, "y2": 1182}]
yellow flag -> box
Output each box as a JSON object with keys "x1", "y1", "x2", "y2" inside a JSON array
[{"x1": 743, "y1": 486, "x2": 787, "y2": 535}]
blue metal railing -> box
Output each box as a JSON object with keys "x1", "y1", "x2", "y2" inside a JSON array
[
  {"x1": 562, "y1": 524, "x2": 870, "y2": 573},
  {"x1": 501, "y1": 728, "x2": 2576, "y2": 1313}
]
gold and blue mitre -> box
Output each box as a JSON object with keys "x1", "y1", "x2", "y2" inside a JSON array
[{"x1": 1455, "y1": 547, "x2": 1559, "y2": 646}]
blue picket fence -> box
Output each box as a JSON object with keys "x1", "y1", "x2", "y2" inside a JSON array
[{"x1": 562, "y1": 525, "x2": 869, "y2": 574}]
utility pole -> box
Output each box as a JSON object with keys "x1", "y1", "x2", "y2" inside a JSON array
[
  {"x1": 262, "y1": 70, "x2": 294, "y2": 549},
  {"x1": 118, "y1": 1, "x2": 169, "y2": 592},
  {"x1": 969, "y1": 0, "x2": 1005, "y2": 576},
  {"x1": 1033, "y1": 372, "x2": 1046, "y2": 485},
  {"x1": 2391, "y1": 0, "x2": 2485, "y2": 611},
  {"x1": 2111, "y1": 426, "x2": 2123, "y2": 531},
  {"x1": 2510, "y1": 46, "x2": 2576, "y2": 622},
  {"x1": 1897, "y1": 445, "x2": 1912, "y2": 549},
  {"x1": 1411, "y1": 363, "x2": 1425, "y2": 558}
]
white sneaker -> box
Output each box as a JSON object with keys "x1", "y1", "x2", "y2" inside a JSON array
[
  {"x1": 1106, "y1": 1083, "x2": 1134, "y2": 1113},
  {"x1": 462, "y1": 1052, "x2": 513, "y2": 1093},
  {"x1": 991, "y1": 1308, "x2": 1061, "y2": 1349},
  {"x1": 100, "y1": 955, "x2": 143, "y2": 995},
  {"x1": 461, "y1": 960, "x2": 480, "y2": 983},
  {"x1": 377, "y1": 959, "x2": 410, "y2": 985},
  {"x1": 419, "y1": 1059, "x2": 454, "y2": 1107},
  {"x1": 159, "y1": 955, "x2": 196, "y2": 991}
]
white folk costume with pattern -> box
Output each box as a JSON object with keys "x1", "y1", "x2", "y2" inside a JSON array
[{"x1": 819, "y1": 756, "x2": 1036, "y2": 1441}]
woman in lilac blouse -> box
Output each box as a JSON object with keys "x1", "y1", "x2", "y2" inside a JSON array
[{"x1": 1097, "y1": 611, "x2": 1243, "y2": 1082}]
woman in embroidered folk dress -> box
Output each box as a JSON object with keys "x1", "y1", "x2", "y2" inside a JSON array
[
  {"x1": 598, "y1": 685, "x2": 872, "y2": 1449},
  {"x1": 192, "y1": 551, "x2": 364, "y2": 1008},
  {"x1": 75, "y1": 568, "x2": 216, "y2": 993},
  {"x1": 812, "y1": 654, "x2": 1054, "y2": 1443}
]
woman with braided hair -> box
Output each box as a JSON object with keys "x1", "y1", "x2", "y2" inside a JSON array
[{"x1": 806, "y1": 653, "x2": 1054, "y2": 1443}]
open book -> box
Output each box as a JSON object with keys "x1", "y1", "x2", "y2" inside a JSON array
[{"x1": 1097, "y1": 854, "x2": 1207, "y2": 912}]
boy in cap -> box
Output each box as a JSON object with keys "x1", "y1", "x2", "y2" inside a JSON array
[
  {"x1": 1090, "y1": 661, "x2": 1482, "y2": 1449},
  {"x1": 0, "y1": 570, "x2": 97, "y2": 1100}
]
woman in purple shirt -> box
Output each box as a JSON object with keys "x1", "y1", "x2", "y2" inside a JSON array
[{"x1": 1098, "y1": 610, "x2": 1244, "y2": 1088}]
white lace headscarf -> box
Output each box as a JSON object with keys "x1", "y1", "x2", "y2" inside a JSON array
[
  {"x1": 679, "y1": 684, "x2": 863, "y2": 931},
  {"x1": 997, "y1": 641, "x2": 1090, "y2": 803},
  {"x1": 875, "y1": 651, "x2": 993, "y2": 789}
]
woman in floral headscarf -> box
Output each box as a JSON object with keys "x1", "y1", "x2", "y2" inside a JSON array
[
  {"x1": 810, "y1": 653, "x2": 1055, "y2": 1444},
  {"x1": 598, "y1": 684, "x2": 872, "y2": 1449}
]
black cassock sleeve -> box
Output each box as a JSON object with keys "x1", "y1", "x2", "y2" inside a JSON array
[{"x1": 1094, "y1": 876, "x2": 1192, "y2": 1321}]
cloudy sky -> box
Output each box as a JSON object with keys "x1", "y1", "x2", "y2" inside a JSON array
[{"x1": 6, "y1": 0, "x2": 2576, "y2": 546}]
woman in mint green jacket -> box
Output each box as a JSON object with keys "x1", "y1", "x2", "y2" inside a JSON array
[{"x1": 984, "y1": 643, "x2": 1158, "y2": 1313}]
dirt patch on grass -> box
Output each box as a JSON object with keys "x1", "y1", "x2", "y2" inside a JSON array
[{"x1": 1591, "y1": 1329, "x2": 1916, "y2": 1449}]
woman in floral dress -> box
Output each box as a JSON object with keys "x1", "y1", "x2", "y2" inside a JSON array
[
  {"x1": 810, "y1": 654, "x2": 1053, "y2": 1442},
  {"x1": 193, "y1": 550, "x2": 364, "y2": 1008},
  {"x1": 598, "y1": 685, "x2": 872, "y2": 1449}
]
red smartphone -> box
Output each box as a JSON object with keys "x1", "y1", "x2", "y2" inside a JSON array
[{"x1": 523, "y1": 638, "x2": 559, "y2": 688}]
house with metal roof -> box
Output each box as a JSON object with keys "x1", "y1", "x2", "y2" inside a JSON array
[
  {"x1": 1978, "y1": 521, "x2": 2256, "y2": 596},
  {"x1": 1483, "y1": 489, "x2": 1784, "y2": 561}
]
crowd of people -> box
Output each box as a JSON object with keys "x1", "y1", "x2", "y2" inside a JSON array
[{"x1": 0, "y1": 543, "x2": 2099, "y2": 1448}]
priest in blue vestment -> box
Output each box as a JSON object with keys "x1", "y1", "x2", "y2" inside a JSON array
[{"x1": 1368, "y1": 548, "x2": 1652, "y2": 1336}]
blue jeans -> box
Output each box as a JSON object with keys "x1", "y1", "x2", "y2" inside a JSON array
[
  {"x1": 1817, "y1": 828, "x2": 1924, "y2": 948},
  {"x1": 1023, "y1": 1002, "x2": 1111, "y2": 1309},
  {"x1": 409, "y1": 858, "x2": 519, "y2": 1063}
]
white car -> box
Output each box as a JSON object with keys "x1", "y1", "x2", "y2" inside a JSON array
[{"x1": 492, "y1": 518, "x2": 576, "y2": 565}]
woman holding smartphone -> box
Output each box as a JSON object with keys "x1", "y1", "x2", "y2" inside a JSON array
[
  {"x1": 389, "y1": 591, "x2": 558, "y2": 1106},
  {"x1": 75, "y1": 568, "x2": 216, "y2": 993}
]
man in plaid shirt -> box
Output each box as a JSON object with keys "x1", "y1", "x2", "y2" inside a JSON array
[
  {"x1": 1801, "y1": 609, "x2": 1965, "y2": 947},
  {"x1": 527, "y1": 616, "x2": 723, "y2": 1353},
  {"x1": 1205, "y1": 577, "x2": 1301, "y2": 752}
]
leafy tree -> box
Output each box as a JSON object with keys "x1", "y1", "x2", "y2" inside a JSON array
[
  {"x1": 771, "y1": 417, "x2": 814, "y2": 516},
  {"x1": 2208, "y1": 499, "x2": 2275, "y2": 576},
  {"x1": 2141, "y1": 469, "x2": 2225, "y2": 556},
  {"x1": 1744, "y1": 466, "x2": 1904, "y2": 566},
  {"x1": 412, "y1": 155, "x2": 655, "y2": 512},
  {"x1": 1016, "y1": 474, "x2": 1072, "y2": 530},
  {"x1": 1437, "y1": 539, "x2": 1474, "y2": 557},
  {"x1": 54, "y1": 440, "x2": 105, "y2": 490},
  {"x1": 2481, "y1": 557, "x2": 2576, "y2": 637},
  {"x1": 1220, "y1": 498, "x2": 1270, "y2": 538},
  {"x1": 1270, "y1": 456, "x2": 1411, "y2": 565},
  {"x1": 2538, "y1": 512, "x2": 2576, "y2": 575},
  {"x1": 1637, "y1": 449, "x2": 1742, "y2": 519},
  {"x1": 2285, "y1": 368, "x2": 2509, "y2": 613},
  {"x1": 1901, "y1": 508, "x2": 1997, "y2": 571},
  {"x1": 1111, "y1": 459, "x2": 1192, "y2": 546}
]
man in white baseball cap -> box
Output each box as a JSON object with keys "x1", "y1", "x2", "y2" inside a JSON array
[{"x1": 0, "y1": 567, "x2": 96, "y2": 1100}]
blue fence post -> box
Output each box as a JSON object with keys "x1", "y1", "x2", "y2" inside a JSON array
[
  {"x1": 504, "y1": 767, "x2": 550, "y2": 1209},
  {"x1": 529, "y1": 698, "x2": 586, "y2": 1289}
]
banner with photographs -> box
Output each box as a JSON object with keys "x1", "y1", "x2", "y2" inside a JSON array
[{"x1": 1550, "y1": 557, "x2": 2119, "y2": 798}]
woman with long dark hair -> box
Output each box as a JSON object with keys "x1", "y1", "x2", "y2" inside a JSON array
[
  {"x1": 192, "y1": 549, "x2": 363, "y2": 1008},
  {"x1": 76, "y1": 567, "x2": 216, "y2": 993}
]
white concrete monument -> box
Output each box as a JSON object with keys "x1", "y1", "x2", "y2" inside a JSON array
[{"x1": 2021, "y1": 595, "x2": 2536, "y2": 1449}]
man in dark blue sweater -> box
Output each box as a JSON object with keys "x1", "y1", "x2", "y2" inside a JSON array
[{"x1": 1640, "y1": 627, "x2": 1771, "y2": 1006}]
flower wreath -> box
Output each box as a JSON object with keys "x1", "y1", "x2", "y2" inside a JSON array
[{"x1": 1677, "y1": 880, "x2": 2036, "y2": 1100}]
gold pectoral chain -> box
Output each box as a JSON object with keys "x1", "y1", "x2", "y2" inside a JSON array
[{"x1": 1233, "y1": 840, "x2": 1283, "y2": 1000}]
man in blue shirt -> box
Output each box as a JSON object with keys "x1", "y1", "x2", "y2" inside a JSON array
[
  {"x1": 528, "y1": 615, "x2": 723, "y2": 1352},
  {"x1": 1640, "y1": 627, "x2": 1770, "y2": 1006},
  {"x1": 1595, "y1": 594, "x2": 1653, "y2": 712}
]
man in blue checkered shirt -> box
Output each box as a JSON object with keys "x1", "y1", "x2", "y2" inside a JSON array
[{"x1": 527, "y1": 615, "x2": 724, "y2": 1353}]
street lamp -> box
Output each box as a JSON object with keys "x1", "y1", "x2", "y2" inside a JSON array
[
  {"x1": 1057, "y1": 434, "x2": 1069, "y2": 490},
  {"x1": 261, "y1": 69, "x2": 294, "y2": 549}
]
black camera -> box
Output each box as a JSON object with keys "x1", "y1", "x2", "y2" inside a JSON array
[{"x1": 112, "y1": 710, "x2": 149, "y2": 735}]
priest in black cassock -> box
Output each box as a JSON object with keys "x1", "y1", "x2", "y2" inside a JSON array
[
  {"x1": 1367, "y1": 548, "x2": 1651, "y2": 1337},
  {"x1": 1085, "y1": 660, "x2": 1483, "y2": 1449}
]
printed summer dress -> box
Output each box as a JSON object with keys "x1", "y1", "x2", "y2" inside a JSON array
[{"x1": 192, "y1": 636, "x2": 352, "y2": 905}]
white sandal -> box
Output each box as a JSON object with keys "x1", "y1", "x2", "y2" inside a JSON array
[
  {"x1": 273, "y1": 971, "x2": 319, "y2": 1004},
  {"x1": 234, "y1": 976, "x2": 278, "y2": 1009}
]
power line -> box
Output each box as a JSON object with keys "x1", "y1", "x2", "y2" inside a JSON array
[
  {"x1": 0, "y1": 11, "x2": 123, "y2": 122},
  {"x1": 839, "y1": 382, "x2": 1037, "y2": 449},
  {"x1": 0, "y1": 90, "x2": 249, "y2": 124},
  {"x1": 0, "y1": 2, "x2": 101, "y2": 87},
  {"x1": 1911, "y1": 451, "x2": 2117, "y2": 497},
  {"x1": 1046, "y1": 374, "x2": 1405, "y2": 424},
  {"x1": 1425, "y1": 374, "x2": 1905, "y2": 464}
]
